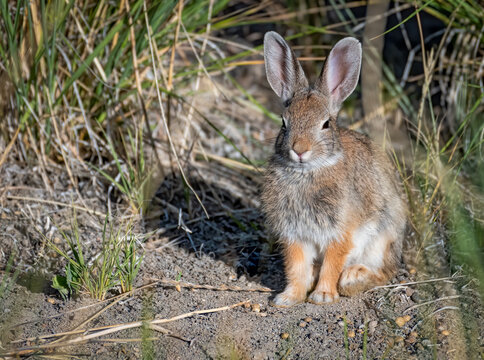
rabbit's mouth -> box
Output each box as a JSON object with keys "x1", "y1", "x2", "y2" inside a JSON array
[
  {"x1": 289, "y1": 149, "x2": 312, "y2": 163},
  {"x1": 284, "y1": 151, "x2": 343, "y2": 171}
]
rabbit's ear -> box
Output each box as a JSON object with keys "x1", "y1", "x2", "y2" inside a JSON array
[
  {"x1": 264, "y1": 31, "x2": 308, "y2": 103},
  {"x1": 315, "y1": 37, "x2": 361, "y2": 115}
]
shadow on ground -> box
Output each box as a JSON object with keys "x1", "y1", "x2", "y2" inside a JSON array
[{"x1": 144, "y1": 163, "x2": 286, "y2": 294}]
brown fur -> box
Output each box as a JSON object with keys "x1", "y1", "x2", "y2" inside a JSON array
[
  {"x1": 309, "y1": 230, "x2": 354, "y2": 303},
  {"x1": 277, "y1": 242, "x2": 312, "y2": 305}
]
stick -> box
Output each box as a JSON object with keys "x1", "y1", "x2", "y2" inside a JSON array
[
  {"x1": 10, "y1": 282, "x2": 160, "y2": 332},
  {"x1": 366, "y1": 276, "x2": 464, "y2": 292},
  {"x1": 2, "y1": 300, "x2": 248, "y2": 357},
  {"x1": 403, "y1": 295, "x2": 461, "y2": 314},
  {"x1": 4, "y1": 195, "x2": 105, "y2": 217},
  {"x1": 152, "y1": 278, "x2": 273, "y2": 293}
]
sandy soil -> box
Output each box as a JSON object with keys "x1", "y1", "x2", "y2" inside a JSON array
[{"x1": 0, "y1": 160, "x2": 482, "y2": 359}]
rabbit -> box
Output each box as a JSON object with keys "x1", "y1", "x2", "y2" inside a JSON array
[{"x1": 261, "y1": 31, "x2": 407, "y2": 307}]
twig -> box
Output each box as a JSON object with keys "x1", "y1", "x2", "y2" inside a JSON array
[
  {"x1": 403, "y1": 295, "x2": 461, "y2": 314},
  {"x1": 0, "y1": 124, "x2": 20, "y2": 170},
  {"x1": 4, "y1": 195, "x2": 105, "y2": 217},
  {"x1": 152, "y1": 278, "x2": 273, "y2": 293},
  {"x1": 10, "y1": 282, "x2": 160, "y2": 332},
  {"x1": 149, "y1": 324, "x2": 193, "y2": 344},
  {"x1": 366, "y1": 276, "x2": 464, "y2": 292},
  {"x1": 50, "y1": 293, "x2": 130, "y2": 345},
  {"x1": 2, "y1": 301, "x2": 249, "y2": 357}
]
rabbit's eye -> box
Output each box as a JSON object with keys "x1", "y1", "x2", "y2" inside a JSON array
[{"x1": 322, "y1": 120, "x2": 330, "y2": 130}]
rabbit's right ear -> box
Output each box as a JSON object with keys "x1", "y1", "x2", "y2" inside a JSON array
[
  {"x1": 264, "y1": 32, "x2": 308, "y2": 103},
  {"x1": 315, "y1": 37, "x2": 361, "y2": 116}
]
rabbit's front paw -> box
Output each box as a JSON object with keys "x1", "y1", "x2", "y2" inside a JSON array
[
  {"x1": 271, "y1": 290, "x2": 304, "y2": 308},
  {"x1": 307, "y1": 290, "x2": 339, "y2": 304}
]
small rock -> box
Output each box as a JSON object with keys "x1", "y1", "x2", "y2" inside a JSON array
[
  {"x1": 441, "y1": 330, "x2": 450, "y2": 336},
  {"x1": 175, "y1": 284, "x2": 181, "y2": 292},
  {"x1": 422, "y1": 339, "x2": 431, "y2": 346},
  {"x1": 405, "y1": 287, "x2": 415, "y2": 297},
  {"x1": 395, "y1": 336, "x2": 404, "y2": 343},
  {"x1": 304, "y1": 317, "x2": 312, "y2": 323},
  {"x1": 338, "y1": 321, "x2": 345, "y2": 327},
  {"x1": 411, "y1": 292, "x2": 421, "y2": 303},
  {"x1": 395, "y1": 317, "x2": 407, "y2": 327},
  {"x1": 47, "y1": 298, "x2": 56, "y2": 305},
  {"x1": 348, "y1": 330, "x2": 355, "y2": 338},
  {"x1": 403, "y1": 315, "x2": 411, "y2": 322},
  {"x1": 281, "y1": 333, "x2": 289, "y2": 340},
  {"x1": 299, "y1": 321, "x2": 307, "y2": 328},
  {"x1": 406, "y1": 335, "x2": 417, "y2": 344},
  {"x1": 409, "y1": 268, "x2": 417, "y2": 274},
  {"x1": 251, "y1": 303, "x2": 261, "y2": 313},
  {"x1": 368, "y1": 320, "x2": 378, "y2": 335},
  {"x1": 243, "y1": 302, "x2": 251, "y2": 309},
  {"x1": 259, "y1": 312, "x2": 268, "y2": 317},
  {"x1": 410, "y1": 331, "x2": 418, "y2": 338}
]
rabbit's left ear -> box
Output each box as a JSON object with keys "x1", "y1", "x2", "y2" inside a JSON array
[
  {"x1": 264, "y1": 31, "x2": 309, "y2": 103},
  {"x1": 315, "y1": 37, "x2": 361, "y2": 115}
]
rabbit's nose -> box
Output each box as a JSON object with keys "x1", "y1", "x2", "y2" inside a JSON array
[
  {"x1": 291, "y1": 140, "x2": 312, "y2": 162},
  {"x1": 292, "y1": 140, "x2": 311, "y2": 156}
]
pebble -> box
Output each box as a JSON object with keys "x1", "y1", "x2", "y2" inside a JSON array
[
  {"x1": 409, "y1": 268, "x2": 417, "y2": 274},
  {"x1": 422, "y1": 339, "x2": 431, "y2": 346},
  {"x1": 406, "y1": 335, "x2": 417, "y2": 344},
  {"x1": 281, "y1": 333, "x2": 289, "y2": 340},
  {"x1": 410, "y1": 292, "x2": 421, "y2": 303},
  {"x1": 441, "y1": 330, "x2": 450, "y2": 336},
  {"x1": 395, "y1": 317, "x2": 407, "y2": 327},
  {"x1": 304, "y1": 317, "x2": 312, "y2": 323},
  {"x1": 47, "y1": 298, "x2": 56, "y2": 305},
  {"x1": 368, "y1": 320, "x2": 378, "y2": 335},
  {"x1": 299, "y1": 321, "x2": 307, "y2": 328},
  {"x1": 251, "y1": 303, "x2": 261, "y2": 313},
  {"x1": 347, "y1": 330, "x2": 356, "y2": 338},
  {"x1": 403, "y1": 315, "x2": 411, "y2": 322}
]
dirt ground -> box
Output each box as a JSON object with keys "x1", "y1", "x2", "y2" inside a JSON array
[{"x1": 0, "y1": 158, "x2": 483, "y2": 360}]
